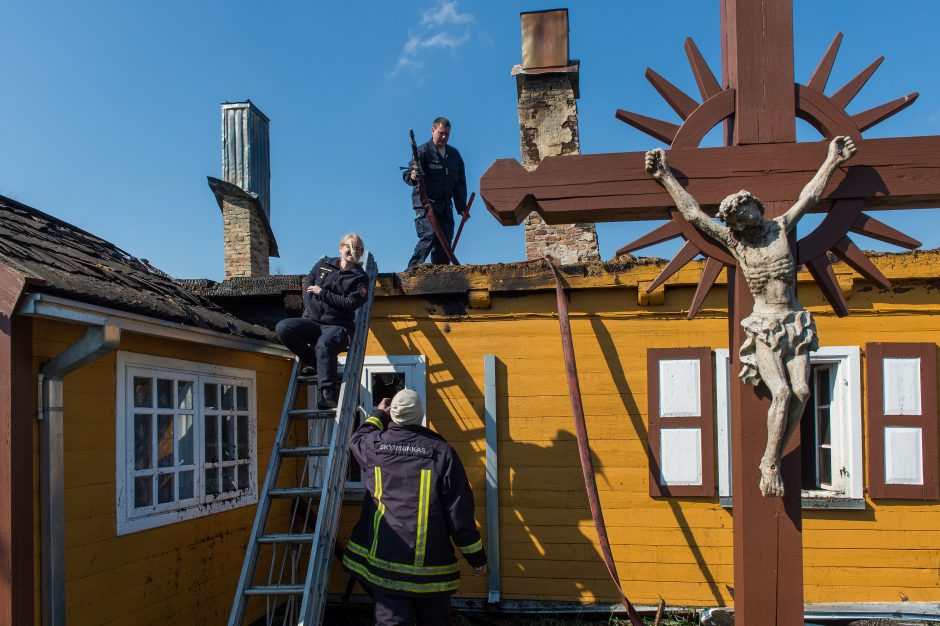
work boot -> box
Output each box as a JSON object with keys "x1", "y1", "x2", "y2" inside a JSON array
[
  {"x1": 299, "y1": 365, "x2": 315, "y2": 378},
  {"x1": 317, "y1": 385, "x2": 338, "y2": 410}
]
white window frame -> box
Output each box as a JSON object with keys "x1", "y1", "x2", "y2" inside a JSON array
[
  {"x1": 716, "y1": 346, "x2": 863, "y2": 509},
  {"x1": 116, "y1": 351, "x2": 258, "y2": 535},
  {"x1": 307, "y1": 355, "x2": 427, "y2": 499}
]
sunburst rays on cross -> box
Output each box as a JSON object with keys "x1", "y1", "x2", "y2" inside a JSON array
[{"x1": 615, "y1": 34, "x2": 922, "y2": 319}]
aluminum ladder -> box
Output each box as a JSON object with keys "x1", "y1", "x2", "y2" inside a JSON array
[{"x1": 228, "y1": 252, "x2": 377, "y2": 626}]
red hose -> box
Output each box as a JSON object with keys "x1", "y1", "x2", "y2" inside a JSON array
[{"x1": 544, "y1": 256, "x2": 645, "y2": 626}]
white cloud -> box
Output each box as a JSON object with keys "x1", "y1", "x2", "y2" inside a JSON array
[
  {"x1": 421, "y1": 1, "x2": 473, "y2": 26},
  {"x1": 389, "y1": 1, "x2": 473, "y2": 78}
]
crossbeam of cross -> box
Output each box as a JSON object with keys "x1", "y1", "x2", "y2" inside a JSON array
[{"x1": 481, "y1": 136, "x2": 940, "y2": 224}]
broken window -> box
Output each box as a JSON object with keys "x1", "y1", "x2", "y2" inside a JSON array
[{"x1": 307, "y1": 356, "x2": 427, "y2": 498}]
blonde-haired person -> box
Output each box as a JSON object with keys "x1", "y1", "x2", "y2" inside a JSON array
[{"x1": 275, "y1": 233, "x2": 368, "y2": 409}]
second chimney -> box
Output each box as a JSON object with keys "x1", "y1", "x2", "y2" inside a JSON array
[{"x1": 209, "y1": 100, "x2": 279, "y2": 279}]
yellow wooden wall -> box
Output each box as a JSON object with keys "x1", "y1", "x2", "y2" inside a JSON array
[
  {"x1": 29, "y1": 319, "x2": 292, "y2": 625},
  {"x1": 24, "y1": 259, "x2": 940, "y2": 621},
  {"x1": 330, "y1": 273, "x2": 940, "y2": 608}
]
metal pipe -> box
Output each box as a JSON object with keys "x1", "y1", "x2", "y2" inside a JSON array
[
  {"x1": 40, "y1": 324, "x2": 121, "y2": 626},
  {"x1": 483, "y1": 354, "x2": 500, "y2": 604}
]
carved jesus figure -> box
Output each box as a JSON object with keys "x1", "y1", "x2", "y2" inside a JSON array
[{"x1": 645, "y1": 137, "x2": 856, "y2": 496}]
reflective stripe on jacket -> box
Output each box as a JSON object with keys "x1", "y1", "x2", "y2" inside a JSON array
[{"x1": 343, "y1": 411, "x2": 486, "y2": 596}]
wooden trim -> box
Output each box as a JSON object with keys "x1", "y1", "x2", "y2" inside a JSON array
[
  {"x1": 646, "y1": 347, "x2": 715, "y2": 497},
  {"x1": 10, "y1": 317, "x2": 32, "y2": 626},
  {"x1": 866, "y1": 342, "x2": 939, "y2": 500},
  {"x1": 0, "y1": 263, "x2": 31, "y2": 626}
]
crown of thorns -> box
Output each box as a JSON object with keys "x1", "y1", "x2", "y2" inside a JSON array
[{"x1": 716, "y1": 190, "x2": 764, "y2": 223}]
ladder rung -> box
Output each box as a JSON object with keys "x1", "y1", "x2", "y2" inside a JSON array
[
  {"x1": 258, "y1": 533, "x2": 315, "y2": 544},
  {"x1": 269, "y1": 487, "x2": 321, "y2": 498},
  {"x1": 244, "y1": 584, "x2": 305, "y2": 596},
  {"x1": 287, "y1": 408, "x2": 336, "y2": 419},
  {"x1": 279, "y1": 445, "x2": 330, "y2": 457},
  {"x1": 296, "y1": 375, "x2": 317, "y2": 384}
]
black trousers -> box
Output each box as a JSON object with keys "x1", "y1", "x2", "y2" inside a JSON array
[
  {"x1": 408, "y1": 204, "x2": 455, "y2": 268},
  {"x1": 274, "y1": 317, "x2": 348, "y2": 391},
  {"x1": 370, "y1": 587, "x2": 453, "y2": 626}
]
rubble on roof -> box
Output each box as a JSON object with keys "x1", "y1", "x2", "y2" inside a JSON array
[{"x1": 0, "y1": 195, "x2": 276, "y2": 342}]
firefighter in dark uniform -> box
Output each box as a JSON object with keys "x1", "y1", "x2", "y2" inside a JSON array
[
  {"x1": 343, "y1": 389, "x2": 487, "y2": 625},
  {"x1": 403, "y1": 117, "x2": 468, "y2": 269},
  {"x1": 274, "y1": 233, "x2": 368, "y2": 409}
]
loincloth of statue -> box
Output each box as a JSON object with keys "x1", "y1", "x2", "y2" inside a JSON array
[{"x1": 738, "y1": 309, "x2": 818, "y2": 386}]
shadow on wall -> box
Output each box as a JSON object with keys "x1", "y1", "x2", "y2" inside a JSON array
[
  {"x1": 590, "y1": 317, "x2": 726, "y2": 606},
  {"x1": 371, "y1": 311, "x2": 630, "y2": 603}
]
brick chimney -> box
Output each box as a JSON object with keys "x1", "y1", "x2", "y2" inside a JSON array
[
  {"x1": 514, "y1": 9, "x2": 599, "y2": 264},
  {"x1": 208, "y1": 100, "x2": 279, "y2": 279}
]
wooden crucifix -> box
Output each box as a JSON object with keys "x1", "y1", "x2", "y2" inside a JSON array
[{"x1": 480, "y1": 1, "x2": 940, "y2": 624}]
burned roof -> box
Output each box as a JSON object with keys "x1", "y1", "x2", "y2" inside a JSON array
[
  {"x1": 0, "y1": 194, "x2": 276, "y2": 342},
  {"x1": 177, "y1": 274, "x2": 302, "y2": 298}
]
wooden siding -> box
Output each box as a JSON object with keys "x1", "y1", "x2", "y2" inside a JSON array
[
  {"x1": 29, "y1": 319, "x2": 292, "y2": 625},
  {"x1": 325, "y1": 267, "x2": 940, "y2": 608}
]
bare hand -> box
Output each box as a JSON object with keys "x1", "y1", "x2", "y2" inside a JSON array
[
  {"x1": 410, "y1": 168, "x2": 419, "y2": 182},
  {"x1": 829, "y1": 136, "x2": 857, "y2": 164},
  {"x1": 645, "y1": 148, "x2": 668, "y2": 182},
  {"x1": 473, "y1": 564, "x2": 488, "y2": 576},
  {"x1": 378, "y1": 398, "x2": 391, "y2": 411},
  {"x1": 307, "y1": 285, "x2": 322, "y2": 296},
  {"x1": 461, "y1": 209, "x2": 470, "y2": 220}
]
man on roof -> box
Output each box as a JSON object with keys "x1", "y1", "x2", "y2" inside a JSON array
[{"x1": 404, "y1": 117, "x2": 468, "y2": 268}]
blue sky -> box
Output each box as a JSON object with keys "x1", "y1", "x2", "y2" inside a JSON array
[{"x1": 3, "y1": 1, "x2": 939, "y2": 279}]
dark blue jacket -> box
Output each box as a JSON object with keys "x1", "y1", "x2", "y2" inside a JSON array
[
  {"x1": 403, "y1": 140, "x2": 467, "y2": 214},
  {"x1": 301, "y1": 256, "x2": 368, "y2": 332},
  {"x1": 342, "y1": 409, "x2": 486, "y2": 596}
]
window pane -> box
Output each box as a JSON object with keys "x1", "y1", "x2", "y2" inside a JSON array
[
  {"x1": 134, "y1": 476, "x2": 152, "y2": 508},
  {"x1": 237, "y1": 386, "x2": 248, "y2": 411},
  {"x1": 157, "y1": 414, "x2": 174, "y2": 468},
  {"x1": 237, "y1": 464, "x2": 249, "y2": 491},
  {"x1": 818, "y1": 408, "x2": 831, "y2": 445},
  {"x1": 205, "y1": 468, "x2": 219, "y2": 496},
  {"x1": 178, "y1": 414, "x2": 194, "y2": 466},
  {"x1": 222, "y1": 466, "x2": 236, "y2": 492},
  {"x1": 237, "y1": 415, "x2": 249, "y2": 460},
  {"x1": 179, "y1": 470, "x2": 194, "y2": 500},
  {"x1": 157, "y1": 379, "x2": 174, "y2": 409},
  {"x1": 816, "y1": 368, "x2": 831, "y2": 405},
  {"x1": 820, "y1": 448, "x2": 832, "y2": 485},
  {"x1": 221, "y1": 385, "x2": 234, "y2": 411},
  {"x1": 222, "y1": 416, "x2": 236, "y2": 461},
  {"x1": 371, "y1": 372, "x2": 406, "y2": 403},
  {"x1": 205, "y1": 415, "x2": 219, "y2": 463},
  {"x1": 133, "y1": 377, "x2": 152, "y2": 408},
  {"x1": 178, "y1": 381, "x2": 194, "y2": 410},
  {"x1": 158, "y1": 473, "x2": 175, "y2": 504},
  {"x1": 204, "y1": 383, "x2": 218, "y2": 410},
  {"x1": 134, "y1": 414, "x2": 152, "y2": 470}
]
